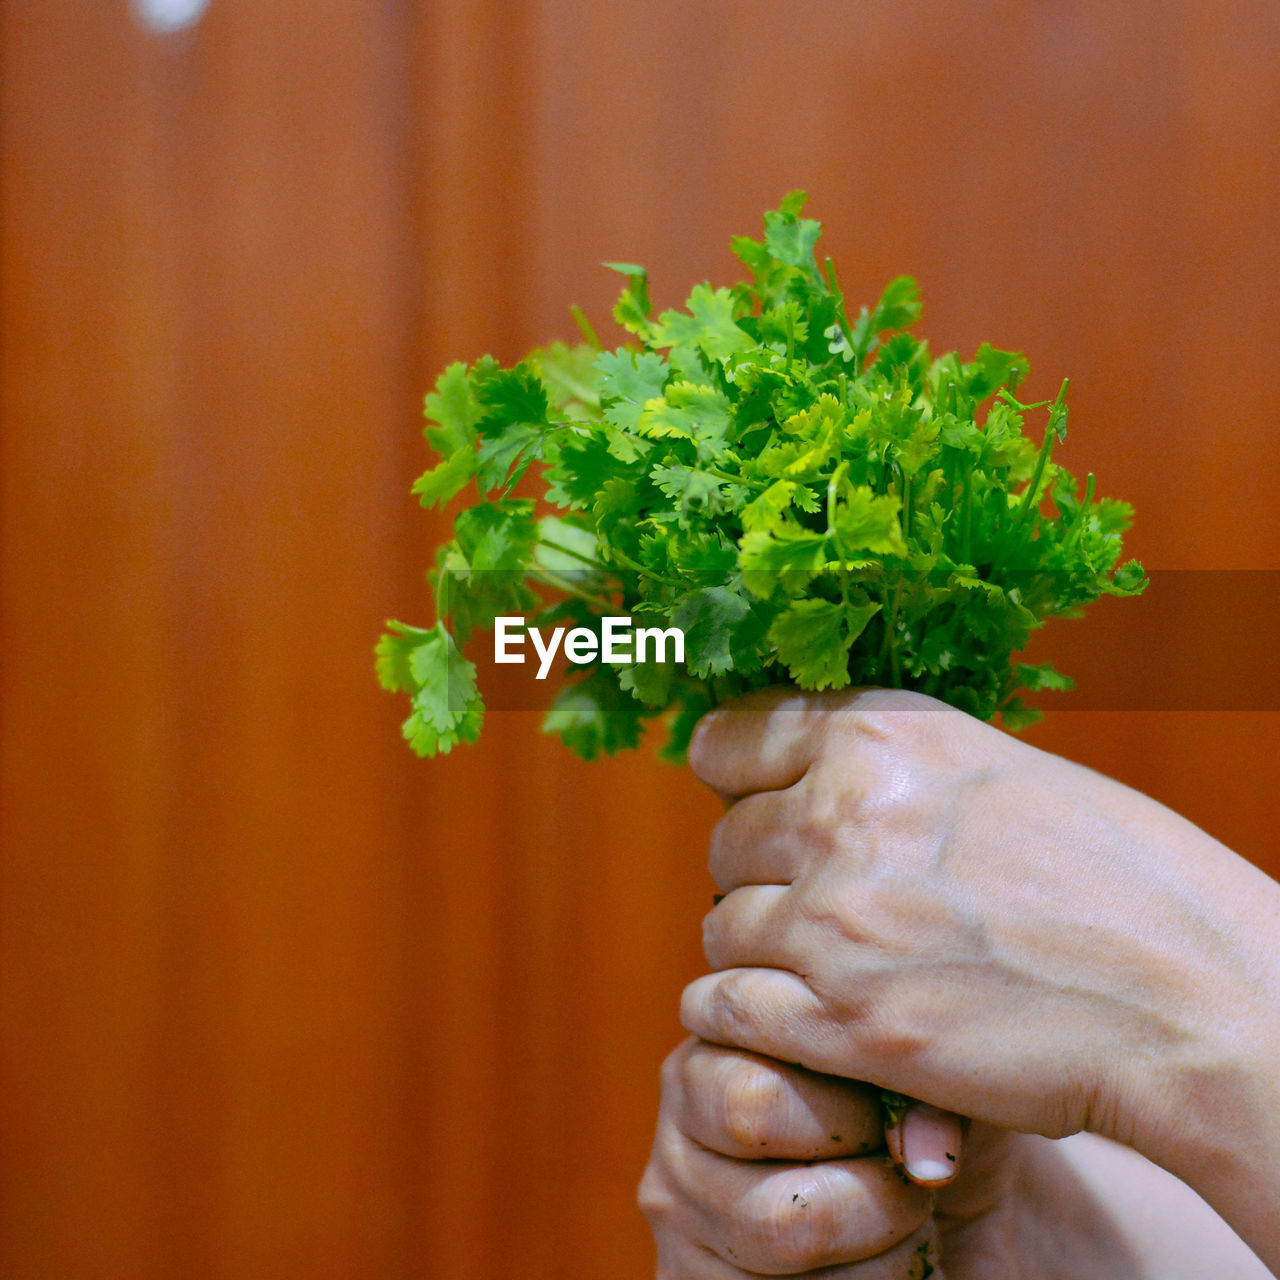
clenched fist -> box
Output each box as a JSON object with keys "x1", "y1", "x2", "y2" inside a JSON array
[
  {"x1": 677, "y1": 688, "x2": 1280, "y2": 1270},
  {"x1": 640, "y1": 1038, "x2": 953, "y2": 1277},
  {"x1": 641, "y1": 1039, "x2": 1275, "y2": 1278}
]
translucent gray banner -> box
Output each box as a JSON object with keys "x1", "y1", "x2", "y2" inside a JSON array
[{"x1": 443, "y1": 571, "x2": 1280, "y2": 714}]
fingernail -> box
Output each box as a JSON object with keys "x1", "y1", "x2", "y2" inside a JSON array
[{"x1": 901, "y1": 1103, "x2": 962, "y2": 1185}]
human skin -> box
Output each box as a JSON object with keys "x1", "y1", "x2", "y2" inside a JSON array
[
  {"x1": 640, "y1": 1039, "x2": 940, "y2": 1278},
  {"x1": 675, "y1": 688, "x2": 1280, "y2": 1272},
  {"x1": 640, "y1": 1038, "x2": 1275, "y2": 1277}
]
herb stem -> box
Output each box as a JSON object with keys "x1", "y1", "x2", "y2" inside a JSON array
[
  {"x1": 827, "y1": 459, "x2": 857, "y2": 623},
  {"x1": 549, "y1": 373, "x2": 599, "y2": 406},
  {"x1": 530, "y1": 569, "x2": 615, "y2": 613},
  {"x1": 570, "y1": 305, "x2": 603, "y2": 351},
  {"x1": 539, "y1": 536, "x2": 606, "y2": 571},
  {"x1": 610, "y1": 548, "x2": 687, "y2": 591},
  {"x1": 1015, "y1": 427, "x2": 1056, "y2": 527},
  {"x1": 1068, "y1": 473, "x2": 1096, "y2": 543},
  {"x1": 826, "y1": 461, "x2": 848, "y2": 547},
  {"x1": 433, "y1": 564, "x2": 448, "y2": 628},
  {"x1": 877, "y1": 586, "x2": 903, "y2": 687},
  {"x1": 822, "y1": 256, "x2": 857, "y2": 353},
  {"x1": 888, "y1": 591, "x2": 903, "y2": 688},
  {"x1": 706, "y1": 465, "x2": 768, "y2": 491}
]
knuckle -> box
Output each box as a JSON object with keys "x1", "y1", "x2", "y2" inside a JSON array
[
  {"x1": 718, "y1": 1058, "x2": 782, "y2": 1152},
  {"x1": 837, "y1": 696, "x2": 945, "y2": 774},
  {"x1": 799, "y1": 761, "x2": 901, "y2": 853},
  {"x1": 870, "y1": 1017, "x2": 930, "y2": 1063},
  {"x1": 636, "y1": 1162, "x2": 675, "y2": 1225},
  {"x1": 706, "y1": 810, "x2": 741, "y2": 887},
  {"x1": 791, "y1": 802, "x2": 844, "y2": 863},
  {"x1": 831, "y1": 691, "x2": 927, "y2": 752},
  {"x1": 847, "y1": 995, "x2": 930, "y2": 1070},
  {"x1": 700, "y1": 905, "x2": 726, "y2": 969},
  {"x1": 706, "y1": 971, "x2": 758, "y2": 1043},
  {"x1": 707, "y1": 791, "x2": 774, "y2": 887},
  {"x1": 687, "y1": 708, "x2": 728, "y2": 782},
  {"x1": 658, "y1": 1043, "x2": 687, "y2": 1097},
  {"x1": 848, "y1": 687, "x2": 943, "y2": 730},
  {"x1": 795, "y1": 878, "x2": 873, "y2": 954}
]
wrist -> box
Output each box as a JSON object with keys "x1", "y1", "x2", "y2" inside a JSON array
[
  {"x1": 1018, "y1": 1133, "x2": 1278, "y2": 1280},
  {"x1": 1130, "y1": 859, "x2": 1280, "y2": 1271}
]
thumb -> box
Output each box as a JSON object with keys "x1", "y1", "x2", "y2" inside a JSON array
[{"x1": 886, "y1": 1100, "x2": 965, "y2": 1187}]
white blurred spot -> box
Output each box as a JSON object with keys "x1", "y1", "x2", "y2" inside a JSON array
[{"x1": 132, "y1": 0, "x2": 209, "y2": 33}]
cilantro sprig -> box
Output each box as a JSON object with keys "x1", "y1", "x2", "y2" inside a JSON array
[{"x1": 378, "y1": 193, "x2": 1145, "y2": 760}]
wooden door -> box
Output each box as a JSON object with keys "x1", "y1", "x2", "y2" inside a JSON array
[{"x1": 3, "y1": 3, "x2": 1277, "y2": 1276}]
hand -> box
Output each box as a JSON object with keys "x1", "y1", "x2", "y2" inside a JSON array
[
  {"x1": 641, "y1": 1040, "x2": 1277, "y2": 1279},
  {"x1": 678, "y1": 688, "x2": 1280, "y2": 1266},
  {"x1": 639, "y1": 1037, "x2": 947, "y2": 1277}
]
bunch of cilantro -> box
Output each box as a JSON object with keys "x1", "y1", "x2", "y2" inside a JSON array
[{"x1": 377, "y1": 193, "x2": 1144, "y2": 761}]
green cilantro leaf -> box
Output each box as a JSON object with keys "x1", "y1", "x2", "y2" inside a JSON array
[
  {"x1": 740, "y1": 526, "x2": 831, "y2": 599},
  {"x1": 653, "y1": 285, "x2": 755, "y2": 363},
  {"x1": 383, "y1": 196, "x2": 1144, "y2": 759},
  {"x1": 768, "y1": 597, "x2": 880, "y2": 691},
  {"x1": 542, "y1": 666, "x2": 645, "y2": 760},
  {"x1": 672, "y1": 585, "x2": 765, "y2": 679},
  {"x1": 411, "y1": 447, "x2": 475, "y2": 509},
  {"x1": 596, "y1": 349, "x2": 669, "y2": 430},
  {"x1": 604, "y1": 261, "x2": 653, "y2": 337},
  {"x1": 834, "y1": 482, "x2": 907, "y2": 556},
  {"x1": 423, "y1": 360, "x2": 484, "y2": 454},
  {"x1": 636, "y1": 382, "x2": 734, "y2": 451},
  {"x1": 376, "y1": 621, "x2": 483, "y2": 757}
]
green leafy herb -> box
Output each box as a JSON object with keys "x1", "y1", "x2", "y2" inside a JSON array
[{"x1": 379, "y1": 194, "x2": 1145, "y2": 759}]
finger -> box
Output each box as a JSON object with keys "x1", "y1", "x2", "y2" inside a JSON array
[
  {"x1": 675, "y1": 1041, "x2": 884, "y2": 1160},
  {"x1": 681, "y1": 968, "x2": 849, "y2": 1075},
  {"x1": 832, "y1": 1224, "x2": 944, "y2": 1280},
  {"x1": 691, "y1": 686, "x2": 962, "y2": 801},
  {"x1": 690, "y1": 1151, "x2": 936, "y2": 1275},
  {"x1": 646, "y1": 1043, "x2": 935, "y2": 1276},
  {"x1": 707, "y1": 783, "x2": 812, "y2": 892},
  {"x1": 688, "y1": 688, "x2": 829, "y2": 799},
  {"x1": 653, "y1": 1232, "x2": 749, "y2": 1279},
  {"x1": 656, "y1": 1219, "x2": 945, "y2": 1280},
  {"x1": 885, "y1": 1102, "x2": 965, "y2": 1188},
  {"x1": 702, "y1": 884, "x2": 796, "y2": 972}
]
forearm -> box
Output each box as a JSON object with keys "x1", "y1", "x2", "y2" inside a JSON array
[
  {"x1": 1125, "y1": 852, "x2": 1280, "y2": 1273},
  {"x1": 1016, "y1": 1133, "x2": 1274, "y2": 1280},
  {"x1": 1147, "y1": 1019, "x2": 1280, "y2": 1273}
]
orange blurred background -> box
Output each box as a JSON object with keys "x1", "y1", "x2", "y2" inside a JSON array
[{"x1": 2, "y1": 3, "x2": 1278, "y2": 1276}]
